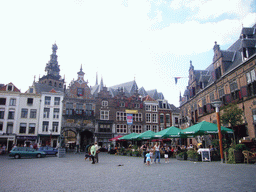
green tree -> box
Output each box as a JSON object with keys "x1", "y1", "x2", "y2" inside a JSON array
[{"x1": 220, "y1": 103, "x2": 244, "y2": 144}]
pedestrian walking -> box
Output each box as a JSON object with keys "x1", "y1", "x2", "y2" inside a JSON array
[
  {"x1": 90, "y1": 143, "x2": 97, "y2": 164},
  {"x1": 94, "y1": 142, "x2": 100, "y2": 163},
  {"x1": 141, "y1": 144, "x2": 147, "y2": 164},
  {"x1": 154, "y1": 142, "x2": 160, "y2": 164}
]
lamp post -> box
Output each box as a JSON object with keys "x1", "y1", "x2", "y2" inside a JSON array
[{"x1": 211, "y1": 100, "x2": 224, "y2": 163}]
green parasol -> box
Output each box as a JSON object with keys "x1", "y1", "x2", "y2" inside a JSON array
[
  {"x1": 130, "y1": 130, "x2": 156, "y2": 140},
  {"x1": 181, "y1": 121, "x2": 233, "y2": 136},
  {"x1": 153, "y1": 126, "x2": 186, "y2": 138},
  {"x1": 118, "y1": 133, "x2": 138, "y2": 140}
]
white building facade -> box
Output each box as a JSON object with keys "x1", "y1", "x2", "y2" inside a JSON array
[
  {"x1": 16, "y1": 92, "x2": 41, "y2": 147},
  {"x1": 38, "y1": 91, "x2": 64, "y2": 148},
  {"x1": 0, "y1": 83, "x2": 20, "y2": 151}
]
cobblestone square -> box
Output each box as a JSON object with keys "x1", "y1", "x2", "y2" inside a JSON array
[{"x1": 1, "y1": 152, "x2": 256, "y2": 192}]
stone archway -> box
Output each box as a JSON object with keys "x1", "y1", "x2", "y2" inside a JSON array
[
  {"x1": 80, "y1": 130, "x2": 94, "y2": 151},
  {"x1": 61, "y1": 128, "x2": 77, "y2": 151}
]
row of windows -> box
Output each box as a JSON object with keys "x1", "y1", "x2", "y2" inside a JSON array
[
  {"x1": 19, "y1": 123, "x2": 36, "y2": 134},
  {"x1": 116, "y1": 124, "x2": 143, "y2": 134},
  {"x1": 145, "y1": 104, "x2": 157, "y2": 112},
  {"x1": 146, "y1": 113, "x2": 158, "y2": 123},
  {"x1": 0, "y1": 122, "x2": 13, "y2": 133},
  {"x1": 44, "y1": 96, "x2": 60, "y2": 106},
  {"x1": 21, "y1": 109, "x2": 37, "y2": 118},
  {"x1": 0, "y1": 109, "x2": 15, "y2": 119},
  {"x1": 0, "y1": 98, "x2": 34, "y2": 106},
  {"x1": 42, "y1": 121, "x2": 59, "y2": 132},
  {"x1": 145, "y1": 125, "x2": 158, "y2": 132},
  {"x1": 43, "y1": 108, "x2": 60, "y2": 119}
]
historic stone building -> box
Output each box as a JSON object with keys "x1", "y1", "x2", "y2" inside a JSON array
[
  {"x1": 179, "y1": 23, "x2": 256, "y2": 145},
  {"x1": 62, "y1": 66, "x2": 96, "y2": 150}
]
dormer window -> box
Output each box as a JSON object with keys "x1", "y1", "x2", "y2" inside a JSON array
[
  {"x1": 7, "y1": 85, "x2": 13, "y2": 91},
  {"x1": 215, "y1": 66, "x2": 222, "y2": 80},
  {"x1": 102, "y1": 101, "x2": 108, "y2": 107}
]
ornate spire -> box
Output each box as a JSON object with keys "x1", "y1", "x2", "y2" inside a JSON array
[
  {"x1": 213, "y1": 41, "x2": 220, "y2": 52},
  {"x1": 45, "y1": 43, "x2": 60, "y2": 79},
  {"x1": 77, "y1": 64, "x2": 85, "y2": 76},
  {"x1": 96, "y1": 72, "x2": 98, "y2": 85},
  {"x1": 77, "y1": 65, "x2": 85, "y2": 84},
  {"x1": 100, "y1": 76, "x2": 104, "y2": 88},
  {"x1": 189, "y1": 60, "x2": 194, "y2": 71}
]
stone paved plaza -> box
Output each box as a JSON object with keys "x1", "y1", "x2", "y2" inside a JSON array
[{"x1": 1, "y1": 152, "x2": 256, "y2": 192}]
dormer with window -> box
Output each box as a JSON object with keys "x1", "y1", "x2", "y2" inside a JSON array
[
  {"x1": 102, "y1": 100, "x2": 108, "y2": 107},
  {"x1": 240, "y1": 27, "x2": 256, "y2": 61}
]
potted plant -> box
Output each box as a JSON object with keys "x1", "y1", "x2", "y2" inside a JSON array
[
  {"x1": 187, "y1": 149, "x2": 201, "y2": 161},
  {"x1": 125, "y1": 149, "x2": 132, "y2": 156},
  {"x1": 132, "y1": 150, "x2": 139, "y2": 157},
  {"x1": 227, "y1": 144, "x2": 247, "y2": 163},
  {"x1": 120, "y1": 147, "x2": 126, "y2": 155},
  {"x1": 176, "y1": 151, "x2": 187, "y2": 160}
]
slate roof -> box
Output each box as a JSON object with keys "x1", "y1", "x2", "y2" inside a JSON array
[{"x1": 34, "y1": 82, "x2": 64, "y2": 94}]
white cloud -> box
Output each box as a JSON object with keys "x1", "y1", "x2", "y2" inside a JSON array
[{"x1": 169, "y1": 0, "x2": 253, "y2": 20}]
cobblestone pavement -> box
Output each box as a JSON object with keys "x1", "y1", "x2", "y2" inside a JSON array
[{"x1": 1, "y1": 152, "x2": 256, "y2": 192}]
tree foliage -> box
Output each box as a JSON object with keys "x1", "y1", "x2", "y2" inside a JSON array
[{"x1": 220, "y1": 103, "x2": 244, "y2": 128}]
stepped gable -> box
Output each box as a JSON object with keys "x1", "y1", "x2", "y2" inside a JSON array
[{"x1": 66, "y1": 66, "x2": 92, "y2": 99}]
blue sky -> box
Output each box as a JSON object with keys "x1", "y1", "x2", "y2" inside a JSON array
[{"x1": 0, "y1": 0, "x2": 256, "y2": 107}]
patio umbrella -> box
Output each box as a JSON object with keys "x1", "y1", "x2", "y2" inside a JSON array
[
  {"x1": 153, "y1": 126, "x2": 186, "y2": 139},
  {"x1": 131, "y1": 130, "x2": 156, "y2": 140},
  {"x1": 118, "y1": 133, "x2": 138, "y2": 140},
  {"x1": 109, "y1": 135, "x2": 123, "y2": 142},
  {"x1": 181, "y1": 121, "x2": 233, "y2": 136}
]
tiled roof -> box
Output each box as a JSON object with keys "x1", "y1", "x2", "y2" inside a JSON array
[
  {"x1": 0, "y1": 83, "x2": 20, "y2": 92},
  {"x1": 142, "y1": 95, "x2": 156, "y2": 102}
]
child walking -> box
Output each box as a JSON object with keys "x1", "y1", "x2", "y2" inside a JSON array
[{"x1": 145, "y1": 151, "x2": 151, "y2": 166}]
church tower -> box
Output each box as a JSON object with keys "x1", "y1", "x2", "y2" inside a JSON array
[{"x1": 38, "y1": 43, "x2": 64, "y2": 88}]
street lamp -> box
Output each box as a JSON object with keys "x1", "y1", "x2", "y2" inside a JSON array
[{"x1": 211, "y1": 100, "x2": 224, "y2": 163}]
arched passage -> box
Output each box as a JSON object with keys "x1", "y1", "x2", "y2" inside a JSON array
[
  {"x1": 62, "y1": 129, "x2": 77, "y2": 152},
  {"x1": 80, "y1": 130, "x2": 94, "y2": 151}
]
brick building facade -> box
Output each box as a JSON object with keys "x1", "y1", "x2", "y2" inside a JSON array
[{"x1": 179, "y1": 23, "x2": 256, "y2": 144}]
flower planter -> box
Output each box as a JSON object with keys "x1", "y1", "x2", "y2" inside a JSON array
[
  {"x1": 188, "y1": 155, "x2": 201, "y2": 161},
  {"x1": 176, "y1": 154, "x2": 187, "y2": 160}
]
